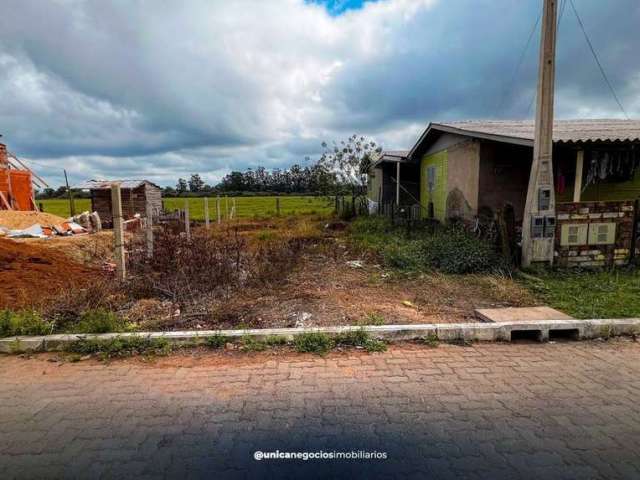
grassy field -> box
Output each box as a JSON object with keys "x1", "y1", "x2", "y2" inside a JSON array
[
  {"x1": 522, "y1": 269, "x2": 640, "y2": 318},
  {"x1": 39, "y1": 196, "x2": 333, "y2": 220}
]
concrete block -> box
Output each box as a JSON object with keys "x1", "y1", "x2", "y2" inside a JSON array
[
  {"x1": 588, "y1": 213, "x2": 603, "y2": 219},
  {"x1": 570, "y1": 214, "x2": 588, "y2": 220},
  {"x1": 557, "y1": 214, "x2": 570, "y2": 220},
  {"x1": 602, "y1": 212, "x2": 618, "y2": 218}
]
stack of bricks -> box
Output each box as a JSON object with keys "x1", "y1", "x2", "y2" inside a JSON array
[{"x1": 555, "y1": 201, "x2": 635, "y2": 267}]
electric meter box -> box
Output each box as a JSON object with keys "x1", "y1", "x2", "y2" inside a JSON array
[
  {"x1": 538, "y1": 188, "x2": 551, "y2": 211},
  {"x1": 531, "y1": 216, "x2": 545, "y2": 238},
  {"x1": 544, "y1": 216, "x2": 556, "y2": 237}
]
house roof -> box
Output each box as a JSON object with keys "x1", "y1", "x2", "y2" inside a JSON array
[
  {"x1": 77, "y1": 179, "x2": 161, "y2": 190},
  {"x1": 371, "y1": 150, "x2": 409, "y2": 167},
  {"x1": 409, "y1": 119, "x2": 640, "y2": 158}
]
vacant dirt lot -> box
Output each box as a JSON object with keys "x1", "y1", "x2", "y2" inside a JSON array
[{"x1": 2, "y1": 217, "x2": 539, "y2": 328}]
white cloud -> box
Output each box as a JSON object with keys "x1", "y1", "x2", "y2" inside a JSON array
[{"x1": 0, "y1": 0, "x2": 638, "y2": 186}]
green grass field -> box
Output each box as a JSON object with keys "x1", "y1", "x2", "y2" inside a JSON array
[{"x1": 39, "y1": 196, "x2": 333, "y2": 220}]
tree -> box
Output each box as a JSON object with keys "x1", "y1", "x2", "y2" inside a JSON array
[
  {"x1": 316, "y1": 134, "x2": 381, "y2": 198},
  {"x1": 188, "y1": 173, "x2": 205, "y2": 192},
  {"x1": 176, "y1": 178, "x2": 188, "y2": 195}
]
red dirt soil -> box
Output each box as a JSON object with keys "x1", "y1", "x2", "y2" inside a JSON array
[{"x1": 0, "y1": 238, "x2": 97, "y2": 308}]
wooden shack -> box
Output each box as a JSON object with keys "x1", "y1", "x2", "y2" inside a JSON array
[{"x1": 79, "y1": 180, "x2": 162, "y2": 227}]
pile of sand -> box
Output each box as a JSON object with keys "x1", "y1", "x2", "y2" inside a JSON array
[
  {"x1": 0, "y1": 211, "x2": 68, "y2": 230},
  {"x1": 0, "y1": 238, "x2": 97, "y2": 308}
]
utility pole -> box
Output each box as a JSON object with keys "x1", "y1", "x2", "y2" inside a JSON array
[{"x1": 522, "y1": 0, "x2": 558, "y2": 268}]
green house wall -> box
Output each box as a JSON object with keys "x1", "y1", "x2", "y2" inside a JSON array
[{"x1": 420, "y1": 150, "x2": 448, "y2": 221}]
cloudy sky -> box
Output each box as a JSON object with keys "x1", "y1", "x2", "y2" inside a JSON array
[{"x1": 1, "y1": 0, "x2": 639, "y2": 187}]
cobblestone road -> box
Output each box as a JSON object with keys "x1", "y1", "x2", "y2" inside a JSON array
[{"x1": 2, "y1": 340, "x2": 640, "y2": 479}]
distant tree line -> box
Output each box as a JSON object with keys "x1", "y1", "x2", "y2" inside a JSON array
[
  {"x1": 36, "y1": 135, "x2": 381, "y2": 199},
  {"x1": 162, "y1": 164, "x2": 341, "y2": 197}
]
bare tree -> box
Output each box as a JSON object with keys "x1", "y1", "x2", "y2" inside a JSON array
[{"x1": 316, "y1": 134, "x2": 381, "y2": 213}]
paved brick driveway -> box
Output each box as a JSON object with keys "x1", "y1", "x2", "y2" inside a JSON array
[{"x1": 2, "y1": 340, "x2": 640, "y2": 479}]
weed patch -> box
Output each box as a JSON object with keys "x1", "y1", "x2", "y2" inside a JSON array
[
  {"x1": 335, "y1": 328, "x2": 387, "y2": 352},
  {"x1": 349, "y1": 217, "x2": 507, "y2": 275},
  {"x1": 0, "y1": 310, "x2": 54, "y2": 337},
  {"x1": 71, "y1": 309, "x2": 130, "y2": 334},
  {"x1": 294, "y1": 332, "x2": 333, "y2": 354},
  {"x1": 205, "y1": 334, "x2": 227, "y2": 349},
  {"x1": 65, "y1": 336, "x2": 172, "y2": 359}
]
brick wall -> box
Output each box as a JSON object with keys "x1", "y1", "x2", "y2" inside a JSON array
[{"x1": 555, "y1": 201, "x2": 636, "y2": 267}]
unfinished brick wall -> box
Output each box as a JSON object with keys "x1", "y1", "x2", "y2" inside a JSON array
[{"x1": 555, "y1": 201, "x2": 635, "y2": 267}]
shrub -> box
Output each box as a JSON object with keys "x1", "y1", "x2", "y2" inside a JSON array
[
  {"x1": 421, "y1": 227, "x2": 505, "y2": 274},
  {"x1": 294, "y1": 332, "x2": 334, "y2": 354},
  {"x1": 0, "y1": 310, "x2": 54, "y2": 337},
  {"x1": 205, "y1": 334, "x2": 227, "y2": 349},
  {"x1": 72, "y1": 309, "x2": 128, "y2": 334},
  {"x1": 349, "y1": 217, "x2": 506, "y2": 275}
]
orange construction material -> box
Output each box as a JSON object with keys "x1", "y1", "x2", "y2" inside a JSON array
[
  {"x1": 0, "y1": 142, "x2": 36, "y2": 211},
  {"x1": 0, "y1": 169, "x2": 34, "y2": 211}
]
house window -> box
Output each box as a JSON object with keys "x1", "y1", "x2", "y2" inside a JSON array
[
  {"x1": 560, "y1": 224, "x2": 587, "y2": 246},
  {"x1": 588, "y1": 223, "x2": 616, "y2": 245},
  {"x1": 426, "y1": 166, "x2": 437, "y2": 193}
]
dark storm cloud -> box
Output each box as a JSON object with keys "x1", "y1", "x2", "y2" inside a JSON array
[{"x1": 0, "y1": 0, "x2": 638, "y2": 186}]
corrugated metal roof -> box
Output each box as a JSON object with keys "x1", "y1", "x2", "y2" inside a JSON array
[
  {"x1": 371, "y1": 150, "x2": 409, "y2": 167},
  {"x1": 433, "y1": 119, "x2": 640, "y2": 144},
  {"x1": 77, "y1": 179, "x2": 161, "y2": 190}
]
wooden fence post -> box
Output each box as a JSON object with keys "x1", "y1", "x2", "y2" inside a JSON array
[
  {"x1": 145, "y1": 199, "x2": 154, "y2": 259},
  {"x1": 64, "y1": 169, "x2": 76, "y2": 217},
  {"x1": 216, "y1": 195, "x2": 221, "y2": 224},
  {"x1": 630, "y1": 199, "x2": 639, "y2": 263},
  {"x1": 204, "y1": 197, "x2": 210, "y2": 229},
  {"x1": 276, "y1": 196, "x2": 280, "y2": 216},
  {"x1": 184, "y1": 198, "x2": 191, "y2": 240},
  {"x1": 111, "y1": 183, "x2": 126, "y2": 281}
]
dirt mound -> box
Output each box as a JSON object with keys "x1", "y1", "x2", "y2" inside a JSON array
[
  {"x1": 0, "y1": 238, "x2": 97, "y2": 308},
  {"x1": 0, "y1": 211, "x2": 67, "y2": 229}
]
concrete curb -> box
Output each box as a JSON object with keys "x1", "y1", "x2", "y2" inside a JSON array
[{"x1": 1, "y1": 318, "x2": 639, "y2": 354}]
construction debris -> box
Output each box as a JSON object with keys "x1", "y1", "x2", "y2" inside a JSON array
[{"x1": 0, "y1": 210, "x2": 103, "y2": 239}]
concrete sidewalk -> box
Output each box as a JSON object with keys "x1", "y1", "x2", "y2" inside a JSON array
[{"x1": 1, "y1": 340, "x2": 640, "y2": 479}]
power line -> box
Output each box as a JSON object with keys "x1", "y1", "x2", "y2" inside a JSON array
[
  {"x1": 569, "y1": 0, "x2": 629, "y2": 119},
  {"x1": 498, "y1": 6, "x2": 542, "y2": 114}
]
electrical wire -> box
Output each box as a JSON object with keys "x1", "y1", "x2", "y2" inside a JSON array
[
  {"x1": 568, "y1": 0, "x2": 629, "y2": 119},
  {"x1": 498, "y1": 6, "x2": 542, "y2": 115}
]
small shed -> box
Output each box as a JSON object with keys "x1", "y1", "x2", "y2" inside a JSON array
[{"x1": 78, "y1": 180, "x2": 162, "y2": 227}]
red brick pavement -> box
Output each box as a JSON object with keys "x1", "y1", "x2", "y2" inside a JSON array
[{"x1": 1, "y1": 340, "x2": 640, "y2": 479}]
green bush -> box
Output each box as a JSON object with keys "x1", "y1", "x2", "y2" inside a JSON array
[
  {"x1": 349, "y1": 217, "x2": 505, "y2": 275},
  {"x1": 0, "y1": 310, "x2": 54, "y2": 337},
  {"x1": 205, "y1": 334, "x2": 227, "y2": 349},
  {"x1": 72, "y1": 309, "x2": 127, "y2": 334},
  {"x1": 294, "y1": 332, "x2": 334, "y2": 354},
  {"x1": 421, "y1": 227, "x2": 504, "y2": 274}
]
